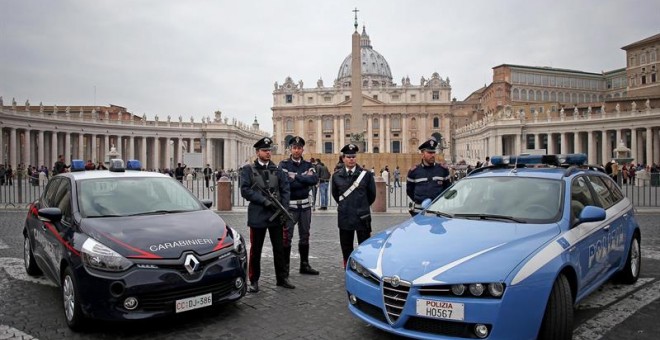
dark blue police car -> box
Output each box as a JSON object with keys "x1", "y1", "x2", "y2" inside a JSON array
[{"x1": 23, "y1": 159, "x2": 247, "y2": 330}]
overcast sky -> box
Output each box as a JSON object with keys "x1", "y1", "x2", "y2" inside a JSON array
[{"x1": 1, "y1": 1, "x2": 658, "y2": 134}]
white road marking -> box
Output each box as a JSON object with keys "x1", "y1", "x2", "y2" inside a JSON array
[
  {"x1": 0, "y1": 257, "x2": 56, "y2": 287},
  {"x1": 643, "y1": 248, "x2": 660, "y2": 261},
  {"x1": 0, "y1": 239, "x2": 8, "y2": 249},
  {"x1": 573, "y1": 279, "x2": 660, "y2": 340},
  {"x1": 577, "y1": 278, "x2": 653, "y2": 309},
  {"x1": 0, "y1": 325, "x2": 39, "y2": 340}
]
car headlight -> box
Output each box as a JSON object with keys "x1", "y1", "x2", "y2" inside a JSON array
[
  {"x1": 81, "y1": 238, "x2": 133, "y2": 272},
  {"x1": 488, "y1": 282, "x2": 505, "y2": 297},
  {"x1": 229, "y1": 227, "x2": 245, "y2": 254},
  {"x1": 451, "y1": 284, "x2": 466, "y2": 296},
  {"x1": 469, "y1": 283, "x2": 485, "y2": 296}
]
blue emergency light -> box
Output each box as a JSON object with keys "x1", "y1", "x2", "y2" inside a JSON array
[
  {"x1": 490, "y1": 153, "x2": 587, "y2": 166},
  {"x1": 126, "y1": 160, "x2": 142, "y2": 171},
  {"x1": 70, "y1": 159, "x2": 86, "y2": 172}
]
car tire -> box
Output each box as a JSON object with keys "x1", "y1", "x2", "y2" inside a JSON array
[
  {"x1": 23, "y1": 236, "x2": 42, "y2": 276},
  {"x1": 62, "y1": 266, "x2": 86, "y2": 330},
  {"x1": 538, "y1": 274, "x2": 573, "y2": 340},
  {"x1": 617, "y1": 235, "x2": 641, "y2": 284}
]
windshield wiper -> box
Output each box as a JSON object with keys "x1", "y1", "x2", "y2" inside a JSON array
[
  {"x1": 453, "y1": 213, "x2": 526, "y2": 223},
  {"x1": 425, "y1": 210, "x2": 454, "y2": 218},
  {"x1": 127, "y1": 209, "x2": 189, "y2": 216},
  {"x1": 85, "y1": 214, "x2": 124, "y2": 218}
]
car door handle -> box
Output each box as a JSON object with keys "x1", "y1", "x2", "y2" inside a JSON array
[{"x1": 603, "y1": 225, "x2": 611, "y2": 231}]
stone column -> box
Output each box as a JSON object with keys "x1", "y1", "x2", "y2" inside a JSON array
[
  {"x1": 129, "y1": 136, "x2": 135, "y2": 160},
  {"x1": 366, "y1": 114, "x2": 373, "y2": 153},
  {"x1": 654, "y1": 128, "x2": 660, "y2": 164},
  {"x1": 494, "y1": 134, "x2": 502, "y2": 156},
  {"x1": 52, "y1": 132, "x2": 59, "y2": 166},
  {"x1": 602, "y1": 130, "x2": 610, "y2": 165},
  {"x1": 24, "y1": 129, "x2": 31, "y2": 166},
  {"x1": 91, "y1": 134, "x2": 97, "y2": 163},
  {"x1": 401, "y1": 114, "x2": 408, "y2": 153},
  {"x1": 154, "y1": 137, "x2": 161, "y2": 170},
  {"x1": 9, "y1": 128, "x2": 17, "y2": 168},
  {"x1": 333, "y1": 116, "x2": 340, "y2": 153},
  {"x1": 165, "y1": 138, "x2": 172, "y2": 169},
  {"x1": 104, "y1": 134, "x2": 110, "y2": 162},
  {"x1": 514, "y1": 133, "x2": 521, "y2": 154},
  {"x1": 379, "y1": 114, "x2": 385, "y2": 153},
  {"x1": 231, "y1": 139, "x2": 238, "y2": 170},
  {"x1": 384, "y1": 115, "x2": 391, "y2": 153},
  {"x1": 587, "y1": 131, "x2": 596, "y2": 164},
  {"x1": 140, "y1": 137, "x2": 147, "y2": 166},
  {"x1": 223, "y1": 138, "x2": 231, "y2": 170},
  {"x1": 316, "y1": 118, "x2": 323, "y2": 154},
  {"x1": 573, "y1": 132, "x2": 581, "y2": 154},
  {"x1": 636, "y1": 129, "x2": 644, "y2": 164},
  {"x1": 630, "y1": 129, "x2": 638, "y2": 164},
  {"x1": 616, "y1": 129, "x2": 622, "y2": 148},
  {"x1": 38, "y1": 130, "x2": 44, "y2": 167},
  {"x1": 116, "y1": 136, "x2": 123, "y2": 161},
  {"x1": 547, "y1": 133, "x2": 556, "y2": 154},
  {"x1": 645, "y1": 128, "x2": 653, "y2": 165},
  {"x1": 178, "y1": 137, "x2": 184, "y2": 164},
  {"x1": 560, "y1": 133, "x2": 567, "y2": 154},
  {"x1": 206, "y1": 137, "x2": 213, "y2": 167},
  {"x1": 533, "y1": 134, "x2": 540, "y2": 150},
  {"x1": 339, "y1": 116, "x2": 345, "y2": 149},
  {"x1": 65, "y1": 132, "x2": 71, "y2": 163},
  {"x1": 78, "y1": 134, "x2": 85, "y2": 160}
]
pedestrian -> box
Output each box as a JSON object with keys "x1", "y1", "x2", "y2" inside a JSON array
[
  {"x1": 175, "y1": 163, "x2": 187, "y2": 183},
  {"x1": 482, "y1": 156, "x2": 491, "y2": 167},
  {"x1": 309, "y1": 157, "x2": 319, "y2": 210},
  {"x1": 5, "y1": 165, "x2": 13, "y2": 185},
  {"x1": 203, "y1": 164, "x2": 213, "y2": 188},
  {"x1": 240, "y1": 137, "x2": 294, "y2": 292},
  {"x1": 96, "y1": 161, "x2": 107, "y2": 170},
  {"x1": 381, "y1": 166, "x2": 390, "y2": 192},
  {"x1": 279, "y1": 136, "x2": 320, "y2": 277},
  {"x1": 317, "y1": 160, "x2": 331, "y2": 210},
  {"x1": 53, "y1": 155, "x2": 70, "y2": 175},
  {"x1": 84, "y1": 160, "x2": 95, "y2": 170},
  {"x1": 406, "y1": 138, "x2": 451, "y2": 216},
  {"x1": 393, "y1": 166, "x2": 401, "y2": 188},
  {"x1": 331, "y1": 143, "x2": 376, "y2": 268}
]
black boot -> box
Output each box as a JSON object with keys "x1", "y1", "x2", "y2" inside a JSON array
[
  {"x1": 247, "y1": 281, "x2": 259, "y2": 293},
  {"x1": 283, "y1": 246, "x2": 291, "y2": 278},
  {"x1": 299, "y1": 244, "x2": 320, "y2": 275},
  {"x1": 276, "y1": 277, "x2": 296, "y2": 289}
]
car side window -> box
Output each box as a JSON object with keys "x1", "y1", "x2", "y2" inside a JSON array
[
  {"x1": 599, "y1": 175, "x2": 624, "y2": 202},
  {"x1": 52, "y1": 179, "x2": 73, "y2": 224},
  {"x1": 588, "y1": 175, "x2": 619, "y2": 209},
  {"x1": 43, "y1": 178, "x2": 63, "y2": 207},
  {"x1": 571, "y1": 177, "x2": 596, "y2": 222}
]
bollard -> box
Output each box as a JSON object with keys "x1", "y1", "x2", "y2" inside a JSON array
[
  {"x1": 216, "y1": 176, "x2": 232, "y2": 211},
  {"x1": 373, "y1": 176, "x2": 387, "y2": 212}
]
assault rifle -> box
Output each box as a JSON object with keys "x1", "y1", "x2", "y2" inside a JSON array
[{"x1": 252, "y1": 183, "x2": 295, "y2": 223}]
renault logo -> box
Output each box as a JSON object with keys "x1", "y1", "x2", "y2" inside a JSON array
[{"x1": 184, "y1": 254, "x2": 200, "y2": 274}]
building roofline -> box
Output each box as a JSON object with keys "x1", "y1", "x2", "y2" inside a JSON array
[
  {"x1": 493, "y1": 64, "x2": 607, "y2": 77},
  {"x1": 621, "y1": 33, "x2": 660, "y2": 50}
]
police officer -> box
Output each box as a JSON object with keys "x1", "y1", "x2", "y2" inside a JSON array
[
  {"x1": 331, "y1": 144, "x2": 376, "y2": 268},
  {"x1": 278, "y1": 136, "x2": 320, "y2": 276},
  {"x1": 406, "y1": 138, "x2": 451, "y2": 216},
  {"x1": 240, "y1": 137, "x2": 294, "y2": 292}
]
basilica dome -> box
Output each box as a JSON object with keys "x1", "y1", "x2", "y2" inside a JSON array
[{"x1": 336, "y1": 26, "x2": 393, "y2": 87}]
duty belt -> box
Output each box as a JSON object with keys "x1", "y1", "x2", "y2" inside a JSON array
[{"x1": 290, "y1": 198, "x2": 311, "y2": 209}]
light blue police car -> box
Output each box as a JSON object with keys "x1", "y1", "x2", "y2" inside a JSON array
[{"x1": 345, "y1": 154, "x2": 641, "y2": 340}]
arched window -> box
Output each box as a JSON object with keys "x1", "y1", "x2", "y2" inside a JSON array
[
  {"x1": 536, "y1": 90, "x2": 542, "y2": 102},
  {"x1": 512, "y1": 88, "x2": 520, "y2": 100},
  {"x1": 550, "y1": 91, "x2": 556, "y2": 102},
  {"x1": 285, "y1": 119, "x2": 294, "y2": 132},
  {"x1": 391, "y1": 117, "x2": 400, "y2": 129},
  {"x1": 559, "y1": 92, "x2": 564, "y2": 102},
  {"x1": 345, "y1": 117, "x2": 351, "y2": 131},
  {"x1": 543, "y1": 91, "x2": 549, "y2": 101},
  {"x1": 373, "y1": 117, "x2": 380, "y2": 129},
  {"x1": 433, "y1": 117, "x2": 440, "y2": 128},
  {"x1": 521, "y1": 89, "x2": 527, "y2": 101},
  {"x1": 308, "y1": 119, "x2": 314, "y2": 131},
  {"x1": 410, "y1": 117, "x2": 417, "y2": 129}
]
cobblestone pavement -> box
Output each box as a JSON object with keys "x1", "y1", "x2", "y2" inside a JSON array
[{"x1": 1, "y1": 210, "x2": 659, "y2": 339}]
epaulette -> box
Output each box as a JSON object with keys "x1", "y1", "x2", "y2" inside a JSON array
[{"x1": 408, "y1": 165, "x2": 418, "y2": 173}]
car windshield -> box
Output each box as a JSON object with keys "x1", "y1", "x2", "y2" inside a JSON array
[
  {"x1": 427, "y1": 176, "x2": 563, "y2": 223},
  {"x1": 77, "y1": 177, "x2": 203, "y2": 218}
]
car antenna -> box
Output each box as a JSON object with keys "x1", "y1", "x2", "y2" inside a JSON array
[{"x1": 509, "y1": 155, "x2": 518, "y2": 175}]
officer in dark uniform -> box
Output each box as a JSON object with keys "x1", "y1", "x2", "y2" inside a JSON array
[
  {"x1": 406, "y1": 138, "x2": 451, "y2": 216},
  {"x1": 240, "y1": 137, "x2": 294, "y2": 292},
  {"x1": 278, "y1": 136, "x2": 320, "y2": 276},
  {"x1": 331, "y1": 144, "x2": 376, "y2": 268}
]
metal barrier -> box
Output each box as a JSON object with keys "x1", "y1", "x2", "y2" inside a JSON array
[{"x1": 2, "y1": 175, "x2": 658, "y2": 209}]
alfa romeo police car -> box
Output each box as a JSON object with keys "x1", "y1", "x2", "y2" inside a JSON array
[
  {"x1": 345, "y1": 154, "x2": 641, "y2": 340},
  {"x1": 23, "y1": 159, "x2": 247, "y2": 330}
]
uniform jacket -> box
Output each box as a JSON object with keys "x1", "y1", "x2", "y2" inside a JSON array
[
  {"x1": 331, "y1": 166, "x2": 376, "y2": 231},
  {"x1": 240, "y1": 160, "x2": 290, "y2": 228},
  {"x1": 278, "y1": 157, "x2": 318, "y2": 201},
  {"x1": 406, "y1": 162, "x2": 450, "y2": 204}
]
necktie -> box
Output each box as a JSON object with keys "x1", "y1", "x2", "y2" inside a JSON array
[{"x1": 348, "y1": 170, "x2": 353, "y2": 176}]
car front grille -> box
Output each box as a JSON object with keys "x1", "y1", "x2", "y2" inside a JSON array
[
  {"x1": 404, "y1": 316, "x2": 490, "y2": 338},
  {"x1": 383, "y1": 281, "x2": 410, "y2": 324},
  {"x1": 354, "y1": 297, "x2": 387, "y2": 324},
  {"x1": 138, "y1": 279, "x2": 236, "y2": 311}
]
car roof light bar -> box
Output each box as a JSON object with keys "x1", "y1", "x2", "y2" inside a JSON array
[
  {"x1": 109, "y1": 159, "x2": 125, "y2": 172},
  {"x1": 126, "y1": 160, "x2": 142, "y2": 171},
  {"x1": 70, "y1": 159, "x2": 86, "y2": 172}
]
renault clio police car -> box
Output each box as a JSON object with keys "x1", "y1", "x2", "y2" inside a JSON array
[
  {"x1": 345, "y1": 154, "x2": 641, "y2": 340},
  {"x1": 23, "y1": 159, "x2": 247, "y2": 330}
]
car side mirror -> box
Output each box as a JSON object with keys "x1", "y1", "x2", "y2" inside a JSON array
[
  {"x1": 421, "y1": 198, "x2": 433, "y2": 209},
  {"x1": 38, "y1": 207, "x2": 63, "y2": 223},
  {"x1": 578, "y1": 206, "x2": 606, "y2": 223},
  {"x1": 200, "y1": 199, "x2": 213, "y2": 209}
]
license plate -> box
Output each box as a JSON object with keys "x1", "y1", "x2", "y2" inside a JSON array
[
  {"x1": 416, "y1": 298, "x2": 464, "y2": 321},
  {"x1": 175, "y1": 293, "x2": 213, "y2": 313}
]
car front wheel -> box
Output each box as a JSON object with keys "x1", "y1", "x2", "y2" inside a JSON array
[
  {"x1": 23, "y1": 236, "x2": 42, "y2": 276},
  {"x1": 538, "y1": 274, "x2": 573, "y2": 340},
  {"x1": 617, "y1": 235, "x2": 641, "y2": 284},
  {"x1": 62, "y1": 267, "x2": 85, "y2": 330}
]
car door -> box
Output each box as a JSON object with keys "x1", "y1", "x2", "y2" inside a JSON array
[
  {"x1": 588, "y1": 174, "x2": 627, "y2": 273},
  {"x1": 570, "y1": 176, "x2": 606, "y2": 291},
  {"x1": 32, "y1": 178, "x2": 64, "y2": 280},
  {"x1": 41, "y1": 178, "x2": 74, "y2": 281}
]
